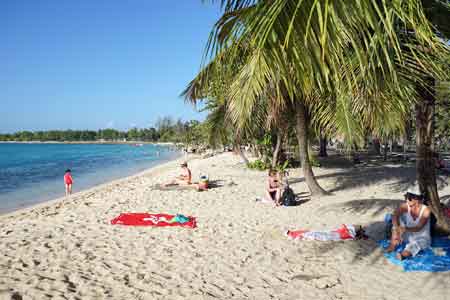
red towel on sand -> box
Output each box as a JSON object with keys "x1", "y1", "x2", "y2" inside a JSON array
[{"x1": 111, "y1": 213, "x2": 196, "y2": 228}]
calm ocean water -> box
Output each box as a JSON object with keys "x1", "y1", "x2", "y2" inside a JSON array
[{"x1": 0, "y1": 143, "x2": 180, "y2": 214}]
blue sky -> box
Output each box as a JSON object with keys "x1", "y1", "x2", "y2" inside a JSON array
[{"x1": 0, "y1": 1, "x2": 222, "y2": 133}]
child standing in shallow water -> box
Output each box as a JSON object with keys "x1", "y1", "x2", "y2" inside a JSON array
[{"x1": 64, "y1": 169, "x2": 73, "y2": 196}]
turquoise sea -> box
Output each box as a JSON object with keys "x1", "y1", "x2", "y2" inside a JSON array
[{"x1": 0, "y1": 143, "x2": 180, "y2": 214}]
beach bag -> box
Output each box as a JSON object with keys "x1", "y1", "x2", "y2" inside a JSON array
[
  {"x1": 198, "y1": 175, "x2": 209, "y2": 191},
  {"x1": 281, "y1": 186, "x2": 296, "y2": 206}
]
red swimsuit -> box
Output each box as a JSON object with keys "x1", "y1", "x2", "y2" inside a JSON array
[{"x1": 64, "y1": 173, "x2": 73, "y2": 185}]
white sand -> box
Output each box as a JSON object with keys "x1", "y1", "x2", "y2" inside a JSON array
[{"x1": 1, "y1": 152, "x2": 449, "y2": 300}]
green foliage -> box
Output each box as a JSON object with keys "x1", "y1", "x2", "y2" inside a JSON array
[
  {"x1": 255, "y1": 133, "x2": 273, "y2": 161},
  {"x1": 275, "y1": 160, "x2": 290, "y2": 174},
  {"x1": 247, "y1": 157, "x2": 291, "y2": 172},
  {"x1": 186, "y1": 0, "x2": 450, "y2": 154},
  {"x1": 0, "y1": 116, "x2": 208, "y2": 145},
  {"x1": 247, "y1": 159, "x2": 270, "y2": 171},
  {"x1": 435, "y1": 81, "x2": 450, "y2": 151},
  {"x1": 257, "y1": 134, "x2": 272, "y2": 147},
  {"x1": 309, "y1": 155, "x2": 321, "y2": 168}
]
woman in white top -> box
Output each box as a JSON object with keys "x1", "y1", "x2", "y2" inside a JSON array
[{"x1": 386, "y1": 188, "x2": 431, "y2": 260}]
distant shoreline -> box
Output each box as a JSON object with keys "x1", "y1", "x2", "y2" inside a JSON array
[{"x1": 0, "y1": 140, "x2": 178, "y2": 146}]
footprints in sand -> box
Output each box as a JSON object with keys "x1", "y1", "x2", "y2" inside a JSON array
[
  {"x1": 291, "y1": 273, "x2": 341, "y2": 289},
  {"x1": 4, "y1": 153, "x2": 448, "y2": 299}
]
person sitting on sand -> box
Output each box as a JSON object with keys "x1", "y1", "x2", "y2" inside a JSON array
[
  {"x1": 385, "y1": 187, "x2": 431, "y2": 260},
  {"x1": 266, "y1": 169, "x2": 282, "y2": 205},
  {"x1": 165, "y1": 162, "x2": 192, "y2": 186}
]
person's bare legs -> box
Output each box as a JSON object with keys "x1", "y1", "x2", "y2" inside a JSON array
[
  {"x1": 265, "y1": 190, "x2": 275, "y2": 203},
  {"x1": 164, "y1": 179, "x2": 180, "y2": 187},
  {"x1": 65, "y1": 184, "x2": 72, "y2": 196},
  {"x1": 164, "y1": 178, "x2": 193, "y2": 187},
  {"x1": 177, "y1": 179, "x2": 191, "y2": 186},
  {"x1": 274, "y1": 188, "x2": 282, "y2": 206},
  {"x1": 396, "y1": 250, "x2": 412, "y2": 260}
]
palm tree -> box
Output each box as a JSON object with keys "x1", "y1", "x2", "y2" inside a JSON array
[
  {"x1": 181, "y1": 43, "x2": 260, "y2": 164},
  {"x1": 183, "y1": 38, "x2": 331, "y2": 194},
  {"x1": 413, "y1": 0, "x2": 450, "y2": 233},
  {"x1": 195, "y1": 0, "x2": 449, "y2": 230},
  {"x1": 186, "y1": 2, "x2": 449, "y2": 213}
]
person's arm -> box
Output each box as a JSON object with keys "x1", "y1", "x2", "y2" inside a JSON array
[
  {"x1": 401, "y1": 207, "x2": 431, "y2": 233},
  {"x1": 267, "y1": 178, "x2": 278, "y2": 192},
  {"x1": 392, "y1": 203, "x2": 407, "y2": 228},
  {"x1": 392, "y1": 204, "x2": 409, "y2": 238},
  {"x1": 186, "y1": 169, "x2": 192, "y2": 184}
]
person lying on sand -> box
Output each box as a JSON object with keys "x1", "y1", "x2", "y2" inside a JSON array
[
  {"x1": 286, "y1": 224, "x2": 368, "y2": 241},
  {"x1": 385, "y1": 187, "x2": 431, "y2": 260},
  {"x1": 164, "y1": 162, "x2": 192, "y2": 186},
  {"x1": 266, "y1": 169, "x2": 282, "y2": 206}
]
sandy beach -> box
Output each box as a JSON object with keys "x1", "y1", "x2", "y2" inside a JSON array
[{"x1": 1, "y1": 152, "x2": 449, "y2": 300}]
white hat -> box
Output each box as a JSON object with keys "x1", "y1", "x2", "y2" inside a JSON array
[{"x1": 405, "y1": 185, "x2": 423, "y2": 199}]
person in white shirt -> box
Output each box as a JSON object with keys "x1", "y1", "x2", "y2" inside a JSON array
[{"x1": 386, "y1": 187, "x2": 431, "y2": 260}]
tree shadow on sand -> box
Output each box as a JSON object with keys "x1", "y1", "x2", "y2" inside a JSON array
[
  {"x1": 288, "y1": 165, "x2": 416, "y2": 194},
  {"x1": 327, "y1": 198, "x2": 402, "y2": 217},
  {"x1": 289, "y1": 162, "x2": 448, "y2": 195},
  {"x1": 292, "y1": 191, "x2": 311, "y2": 206}
]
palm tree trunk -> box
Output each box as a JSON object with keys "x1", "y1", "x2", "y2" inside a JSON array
[
  {"x1": 271, "y1": 133, "x2": 282, "y2": 168},
  {"x1": 234, "y1": 133, "x2": 249, "y2": 164},
  {"x1": 294, "y1": 102, "x2": 328, "y2": 196},
  {"x1": 234, "y1": 144, "x2": 249, "y2": 164},
  {"x1": 403, "y1": 120, "x2": 411, "y2": 161},
  {"x1": 403, "y1": 138, "x2": 407, "y2": 160},
  {"x1": 372, "y1": 137, "x2": 381, "y2": 155},
  {"x1": 319, "y1": 132, "x2": 328, "y2": 157},
  {"x1": 383, "y1": 139, "x2": 388, "y2": 161},
  {"x1": 416, "y1": 78, "x2": 450, "y2": 234}
]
